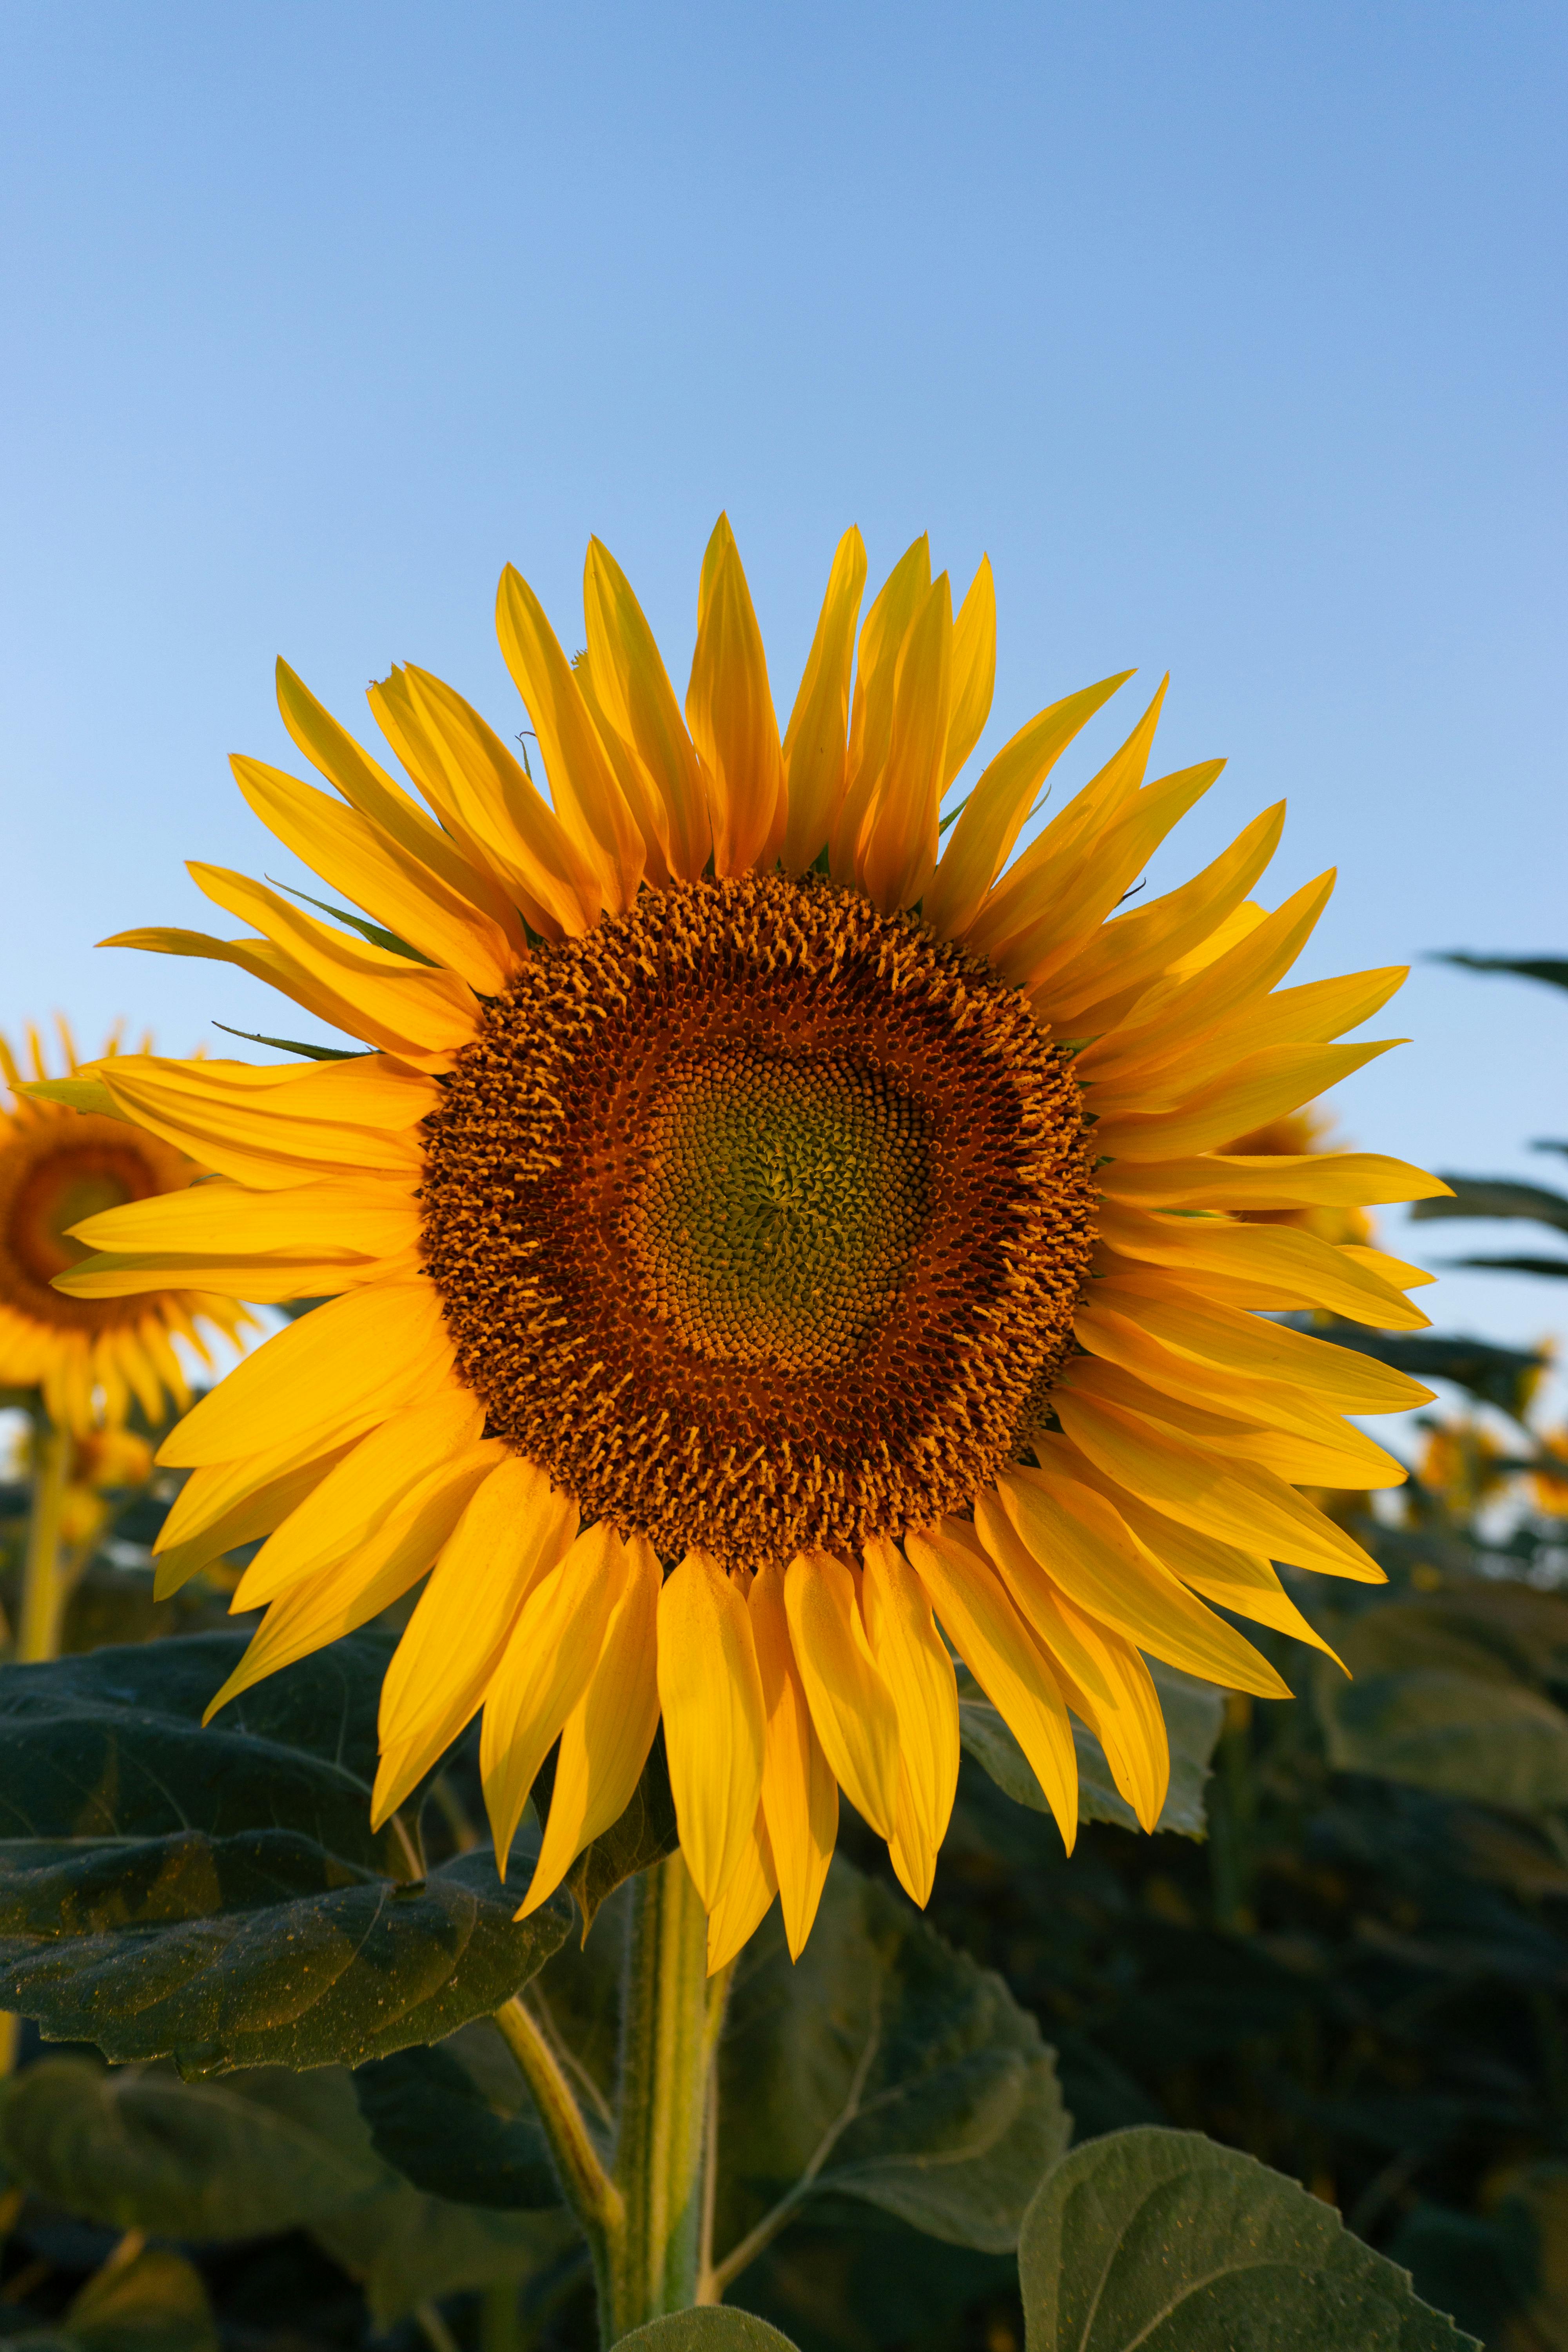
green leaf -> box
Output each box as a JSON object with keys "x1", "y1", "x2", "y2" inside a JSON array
[
  {"x1": 1439, "y1": 1253, "x2": 1568, "y2": 1278},
  {"x1": 0, "y1": 1634, "x2": 572, "y2": 2071},
  {"x1": 616, "y1": 2318, "x2": 801, "y2": 2352},
  {"x1": 313, "y1": 2190, "x2": 581, "y2": 2329},
  {"x1": 63, "y1": 2247, "x2": 218, "y2": 2352},
  {"x1": 1314, "y1": 1593, "x2": 1568, "y2": 1815},
  {"x1": 1409, "y1": 1177, "x2": 1568, "y2": 1234},
  {"x1": 354, "y1": 2021, "x2": 560, "y2": 2210},
  {"x1": 1436, "y1": 951, "x2": 1568, "y2": 995},
  {"x1": 210, "y1": 1024, "x2": 368, "y2": 1061},
  {"x1": 712, "y1": 1857, "x2": 1069, "y2": 2268},
  {"x1": 0, "y1": 2055, "x2": 387, "y2": 2237},
  {"x1": 1017, "y1": 2125, "x2": 1479, "y2": 2349},
  {"x1": 957, "y1": 1665, "x2": 1222, "y2": 1838}
]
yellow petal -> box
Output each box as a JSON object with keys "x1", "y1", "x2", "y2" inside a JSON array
[
  {"x1": 1100, "y1": 1149, "x2": 1450, "y2": 1212},
  {"x1": 996, "y1": 1465, "x2": 1294, "y2": 1695},
  {"x1": 205, "y1": 1446, "x2": 502, "y2": 1722},
  {"x1": 780, "y1": 528, "x2": 867, "y2": 874},
  {"x1": 101, "y1": 924, "x2": 444, "y2": 1070},
  {"x1": 151, "y1": 1443, "x2": 358, "y2": 1600},
  {"x1": 706, "y1": 1804, "x2": 779, "y2": 1975},
  {"x1": 657, "y1": 1550, "x2": 766, "y2": 1911},
  {"x1": 750, "y1": 1560, "x2": 837, "y2": 1960},
  {"x1": 522, "y1": 1536, "x2": 662, "y2": 1918},
  {"x1": 158, "y1": 1280, "x2": 454, "y2": 1467},
  {"x1": 1042, "y1": 1392, "x2": 1385, "y2": 1584},
  {"x1": 961, "y1": 678, "x2": 1168, "y2": 957},
  {"x1": 1058, "y1": 1354, "x2": 1406, "y2": 1490},
  {"x1": 923, "y1": 673, "x2": 1131, "y2": 943},
  {"x1": 856, "y1": 574, "x2": 954, "y2": 915},
  {"x1": 373, "y1": 665, "x2": 603, "y2": 940},
  {"x1": 275, "y1": 659, "x2": 524, "y2": 945},
  {"x1": 584, "y1": 538, "x2": 711, "y2": 883},
  {"x1": 1094, "y1": 1204, "x2": 1429, "y2": 1332},
  {"x1": 861, "y1": 1537, "x2": 959, "y2": 1906},
  {"x1": 684, "y1": 515, "x2": 783, "y2": 878},
  {"x1": 829, "y1": 535, "x2": 931, "y2": 882},
  {"x1": 1036, "y1": 804, "x2": 1285, "y2": 1032},
  {"x1": 1076, "y1": 1283, "x2": 1432, "y2": 1414},
  {"x1": 236, "y1": 1388, "x2": 487, "y2": 1608},
  {"x1": 371, "y1": 1457, "x2": 581, "y2": 1826},
  {"x1": 783, "y1": 1550, "x2": 901, "y2": 1842},
  {"x1": 481, "y1": 1522, "x2": 631, "y2": 1869},
  {"x1": 1089, "y1": 971, "x2": 1408, "y2": 1107},
  {"x1": 1092, "y1": 1040, "x2": 1401, "y2": 1161},
  {"x1": 189, "y1": 864, "x2": 478, "y2": 1054},
  {"x1": 495, "y1": 565, "x2": 646, "y2": 913},
  {"x1": 942, "y1": 557, "x2": 997, "y2": 788},
  {"x1": 70, "y1": 1174, "x2": 417, "y2": 1266},
  {"x1": 904, "y1": 1519, "x2": 1078, "y2": 1849},
  {"x1": 230, "y1": 755, "x2": 517, "y2": 995}
]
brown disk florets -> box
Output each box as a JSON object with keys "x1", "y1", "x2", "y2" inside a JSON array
[
  {"x1": 419, "y1": 873, "x2": 1098, "y2": 1568},
  {"x1": 0, "y1": 1116, "x2": 185, "y2": 1334}
]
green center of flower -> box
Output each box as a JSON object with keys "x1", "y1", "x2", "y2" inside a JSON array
[{"x1": 634, "y1": 1049, "x2": 931, "y2": 1372}]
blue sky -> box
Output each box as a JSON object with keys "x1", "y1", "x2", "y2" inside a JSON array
[{"x1": 2, "y1": 2, "x2": 1564, "y2": 1388}]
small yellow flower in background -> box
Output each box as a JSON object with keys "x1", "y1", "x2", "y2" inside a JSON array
[
  {"x1": 0, "y1": 1021, "x2": 256, "y2": 1434},
  {"x1": 61, "y1": 518, "x2": 1450, "y2": 1965},
  {"x1": 1417, "y1": 1419, "x2": 1512, "y2": 1517},
  {"x1": 6, "y1": 1418, "x2": 156, "y2": 1552},
  {"x1": 1531, "y1": 1432, "x2": 1568, "y2": 1517}
]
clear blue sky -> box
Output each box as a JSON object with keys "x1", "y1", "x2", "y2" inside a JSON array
[{"x1": 3, "y1": 3, "x2": 1564, "y2": 1384}]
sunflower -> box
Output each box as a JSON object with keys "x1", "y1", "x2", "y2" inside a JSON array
[
  {"x1": 60, "y1": 518, "x2": 1449, "y2": 1969},
  {"x1": 1, "y1": 1020, "x2": 255, "y2": 1434}
]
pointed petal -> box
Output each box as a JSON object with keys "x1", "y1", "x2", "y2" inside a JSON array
[
  {"x1": 684, "y1": 516, "x2": 782, "y2": 877},
  {"x1": 942, "y1": 557, "x2": 996, "y2": 789},
  {"x1": 583, "y1": 538, "x2": 711, "y2": 882},
  {"x1": 151, "y1": 1443, "x2": 358, "y2": 1599},
  {"x1": 903, "y1": 1519, "x2": 1078, "y2": 1850},
  {"x1": 783, "y1": 1550, "x2": 901, "y2": 1842},
  {"x1": 522, "y1": 1535, "x2": 662, "y2": 1917},
  {"x1": 481, "y1": 1522, "x2": 630, "y2": 1869},
  {"x1": 496, "y1": 565, "x2": 646, "y2": 912},
  {"x1": 750, "y1": 1559, "x2": 837, "y2": 1959},
  {"x1": 829, "y1": 535, "x2": 931, "y2": 882},
  {"x1": 372, "y1": 1457, "x2": 580, "y2": 1826},
  {"x1": 924, "y1": 673, "x2": 1131, "y2": 942},
  {"x1": 706, "y1": 1804, "x2": 779, "y2": 1974},
  {"x1": 780, "y1": 528, "x2": 867, "y2": 874},
  {"x1": 657, "y1": 1550, "x2": 766, "y2": 1911},
  {"x1": 857, "y1": 574, "x2": 954, "y2": 915},
  {"x1": 861, "y1": 1537, "x2": 959, "y2": 1907}
]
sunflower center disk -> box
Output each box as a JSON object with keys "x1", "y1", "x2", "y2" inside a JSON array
[
  {"x1": 0, "y1": 1121, "x2": 175, "y2": 1332},
  {"x1": 419, "y1": 874, "x2": 1099, "y2": 1568},
  {"x1": 636, "y1": 1050, "x2": 930, "y2": 1372}
]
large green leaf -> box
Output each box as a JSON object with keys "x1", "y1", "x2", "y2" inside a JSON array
[
  {"x1": 1409, "y1": 1177, "x2": 1568, "y2": 1234},
  {"x1": 0, "y1": 2055, "x2": 387, "y2": 2237},
  {"x1": 1315, "y1": 1591, "x2": 1568, "y2": 1815},
  {"x1": 1017, "y1": 2126, "x2": 1479, "y2": 2349},
  {"x1": 0, "y1": 1634, "x2": 572, "y2": 2070},
  {"x1": 712, "y1": 1857, "x2": 1069, "y2": 2269},
  {"x1": 617, "y1": 2318, "x2": 801, "y2": 2352},
  {"x1": 1439, "y1": 1253, "x2": 1568, "y2": 1278},
  {"x1": 13, "y1": 2247, "x2": 221, "y2": 2352},
  {"x1": 354, "y1": 2020, "x2": 560, "y2": 2210},
  {"x1": 957, "y1": 1665, "x2": 1222, "y2": 1838}
]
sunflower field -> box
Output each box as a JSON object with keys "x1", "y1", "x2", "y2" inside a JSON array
[{"x1": 1, "y1": 537, "x2": 1565, "y2": 2352}]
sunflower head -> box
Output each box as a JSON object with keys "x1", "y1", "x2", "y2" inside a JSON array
[
  {"x1": 65, "y1": 515, "x2": 1450, "y2": 1966},
  {"x1": 1, "y1": 1020, "x2": 255, "y2": 1433}
]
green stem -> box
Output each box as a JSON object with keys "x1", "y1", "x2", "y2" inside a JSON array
[
  {"x1": 608, "y1": 1853, "x2": 728, "y2": 2341},
  {"x1": 493, "y1": 1992, "x2": 623, "y2": 2319},
  {"x1": 16, "y1": 1412, "x2": 71, "y2": 1665}
]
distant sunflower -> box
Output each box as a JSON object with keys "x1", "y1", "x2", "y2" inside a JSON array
[
  {"x1": 62, "y1": 520, "x2": 1449, "y2": 1967},
  {"x1": 1221, "y1": 1100, "x2": 1375, "y2": 1248},
  {"x1": 1, "y1": 1021, "x2": 254, "y2": 1433}
]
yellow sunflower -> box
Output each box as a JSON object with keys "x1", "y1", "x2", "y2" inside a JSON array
[
  {"x1": 58, "y1": 519, "x2": 1449, "y2": 1969},
  {"x1": 1, "y1": 1020, "x2": 254, "y2": 1434}
]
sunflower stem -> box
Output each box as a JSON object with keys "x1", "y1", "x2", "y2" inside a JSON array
[
  {"x1": 607, "y1": 1852, "x2": 728, "y2": 2340},
  {"x1": 16, "y1": 1410, "x2": 71, "y2": 1664}
]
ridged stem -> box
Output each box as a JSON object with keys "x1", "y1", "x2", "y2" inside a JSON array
[{"x1": 16, "y1": 1411, "x2": 70, "y2": 1665}]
